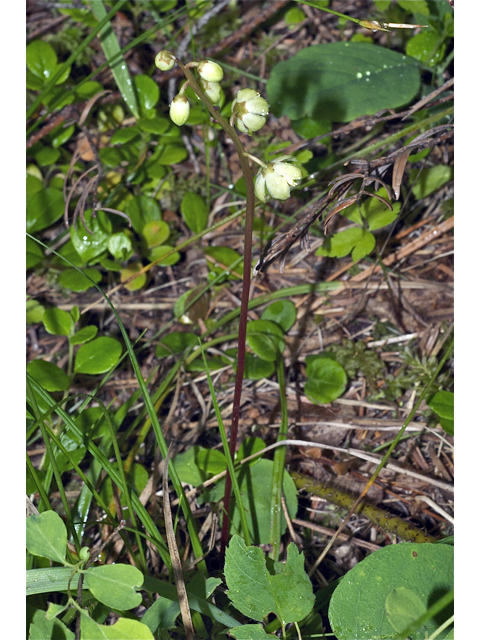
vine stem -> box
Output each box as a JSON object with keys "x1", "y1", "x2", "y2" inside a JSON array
[{"x1": 174, "y1": 60, "x2": 256, "y2": 554}]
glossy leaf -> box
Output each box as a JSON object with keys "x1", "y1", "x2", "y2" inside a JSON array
[
  {"x1": 174, "y1": 446, "x2": 227, "y2": 486},
  {"x1": 26, "y1": 299, "x2": 45, "y2": 324},
  {"x1": 108, "y1": 232, "x2": 133, "y2": 261},
  {"x1": 149, "y1": 245, "x2": 180, "y2": 266},
  {"x1": 142, "y1": 220, "x2": 170, "y2": 248},
  {"x1": 261, "y1": 300, "x2": 297, "y2": 333},
  {"x1": 43, "y1": 308, "x2": 74, "y2": 337},
  {"x1": 27, "y1": 359, "x2": 70, "y2": 392},
  {"x1": 74, "y1": 336, "x2": 122, "y2": 374},
  {"x1": 304, "y1": 355, "x2": 347, "y2": 404},
  {"x1": 155, "y1": 331, "x2": 198, "y2": 357},
  {"x1": 70, "y1": 210, "x2": 111, "y2": 262},
  {"x1": 26, "y1": 511, "x2": 67, "y2": 564},
  {"x1": 121, "y1": 262, "x2": 147, "y2": 291},
  {"x1": 125, "y1": 195, "x2": 161, "y2": 233},
  {"x1": 134, "y1": 74, "x2": 160, "y2": 117},
  {"x1": 27, "y1": 236, "x2": 45, "y2": 270},
  {"x1": 69, "y1": 325, "x2": 98, "y2": 346},
  {"x1": 27, "y1": 188, "x2": 65, "y2": 233},
  {"x1": 155, "y1": 144, "x2": 189, "y2": 165},
  {"x1": 242, "y1": 352, "x2": 275, "y2": 380},
  {"x1": 268, "y1": 42, "x2": 421, "y2": 123},
  {"x1": 247, "y1": 319, "x2": 285, "y2": 362},
  {"x1": 27, "y1": 40, "x2": 57, "y2": 80},
  {"x1": 204, "y1": 246, "x2": 244, "y2": 280},
  {"x1": 230, "y1": 625, "x2": 277, "y2": 639},
  {"x1": 58, "y1": 268, "x2": 102, "y2": 292},
  {"x1": 181, "y1": 192, "x2": 208, "y2": 234},
  {"x1": 406, "y1": 30, "x2": 446, "y2": 66}
]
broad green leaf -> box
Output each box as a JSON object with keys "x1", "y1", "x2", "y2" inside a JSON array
[
  {"x1": 27, "y1": 605, "x2": 75, "y2": 640},
  {"x1": 428, "y1": 390, "x2": 454, "y2": 435},
  {"x1": 317, "y1": 227, "x2": 375, "y2": 262},
  {"x1": 155, "y1": 143, "x2": 189, "y2": 165},
  {"x1": 134, "y1": 74, "x2": 160, "y2": 117},
  {"x1": 27, "y1": 174, "x2": 44, "y2": 201},
  {"x1": 428, "y1": 390, "x2": 453, "y2": 420},
  {"x1": 398, "y1": 0, "x2": 430, "y2": 15},
  {"x1": 138, "y1": 116, "x2": 170, "y2": 134},
  {"x1": 84, "y1": 564, "x2": 144, "y2": 610},
  {"x1": 304, "y1": 355, "x2": 347, "y2": 404},
  {"x1": 51, "y1": 124, "x2": 75, "y2": 147},
  {"x1": 247, "y1": 319, "x2": 285, "y2": 362},
  {"x1": 204, "y1": 246, "x2": 244, "y2": 280},
  {"x1": 142, "y1": 220, "x2": 170, "y2": 248},
  {"x1": 411, "y1": 165, "x2": 453, "y2": 200},
  {"x1": 70, "y1": 210, "x2": 111, "y2": 262},
  {"x1": 230, "y1": 625, "x2": 278, "y2": 639},
  {"x1": 261, "y1": 300, "x2": 297, "y2": 332},
  {"x1": 225, "y1": 536, "x2": 314, "y2": 624},
  {"x1": 385, "y1": 587, "x2": 427, "y2": 633},
  {"x1": 46, "y1": 602, "x2": 70, "y2": 620},
  {"x1": 35, "y1": 147, "x2": 61, "y2": 166},
  {"x1": 267, "y1": 42, "x2": 421, "y2": 123},
  {"x1": 242, "y1": 352, "x2": 275, "y2": 380},
  {"x1": 43, "y1": 308, "x2": 74, "y2": 337},
  {"x1": 343, "y1": 187, "x2": 400, "y2": 231},
  {"x1": 108, "y1": 231, "x2": 133, "y2": 261},
  {"x1": 58, "y1": 268, "x2": 102, "y2": 292},
  {"x1": 70, "y1": 325, "x2": 98, "y2": 346},
  {"x1": 181, "y1": 192, "x2": 208, "y2": 234},
  {"x1": 149, "y1": 244, "x2": 180, "y2": 266},
  {"x1": 329, "y1": 543, "x2": 453, "y2": 639},
  {"x1": 26, "y1": 236, "x2": 45, "y2": 270},
  {"x1": 236, "y1": 436, "x2": 266, "y2": 465},
  {"x1": 110, "y1": 126, "x2": 140, "y2": 145},
  {"x1": 27, "y1": 359, "x2": 70, "y2": 392},
  {"x1": 80, "y1": 610, "x2": 153, "y2": 640},
  {"x1": 142, "y1": 596, "x2": 180, "y2": 633},
  {"x1": 155, "y1": 332, "x2": 198, "y2": 357},
  {"x1": 120, "y1": 261, "x2": 147, "y2": 291},
  {"x1": 26, "y1": 298, "x2": 45, "y2": 324},
  {"x1": 406, "y1": 30, "x2": 446, "y2": 66},
  {"x1": 26, "y1": 40, "x2": 57, "y2": 80},
  {"x1": 27, "y1": 188, "x2": 65, "y2": 233},
  {"x1": 74, "y1": 336, "x2": 122, "y2": 374},
  {"x1": 26, "y1": 511, "x2": 67, "y2": 564},
  {"x1": 125, "y1": 195, "x2": 161, "y2": 233}
]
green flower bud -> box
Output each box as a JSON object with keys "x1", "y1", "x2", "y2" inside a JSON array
[
  {"x1": 200, "y1": 78, "x2": 223, "y2": 105},
  {"x1": 197, "y1": 59, "x2": 224, "y2": 82},
  {"x1": 155, "y1": 50, "x2": 175, "y2": 71},
  {"x1": 169, "y1": 94, "x2": 190, "y2": 126},
  {"x1": 231, "y1": 89, "x2": 269, "y2": 134},
  {"x1": 254, "y1": 155, "x2": 302, "y2": 202},
  {"x1": 79, "y1": 546, "x2": 90, "y2": 561}
]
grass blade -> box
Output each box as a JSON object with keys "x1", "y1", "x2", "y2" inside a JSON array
[{"x1": 90, "y1": 1, "x2": 140, "y2": 118}]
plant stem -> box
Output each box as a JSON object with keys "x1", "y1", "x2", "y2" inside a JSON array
[{"x1": 172, "y1": 60, "x2": 257, "y2": 553}]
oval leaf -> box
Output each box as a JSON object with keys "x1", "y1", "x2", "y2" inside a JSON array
[
  {"x1": 27, "y1": 359, "x2": 70, "y2": 392},
  {"x1": 304, "y1": 355, "x2": 347, "y2": 404},
  {"x1": 74, "y1": 337, "x2": 122, "y2": 374},
  {"x1": 84, "y1": 564, "x2": 144, "y2": 610},
  {"x1": 268, "y1": 42, "x2": 421, "y2": 123},
  {"x1": 26, "y1": 511, "x2": 67, "y2": 564}
]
